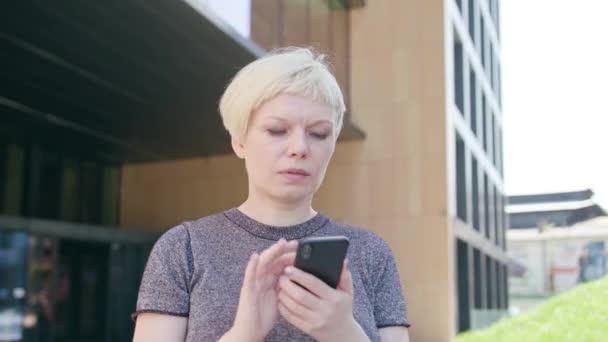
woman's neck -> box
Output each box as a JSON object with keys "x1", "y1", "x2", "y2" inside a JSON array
[{"x1": 238, "y1": 196, "x2": 317, "y2": 227}]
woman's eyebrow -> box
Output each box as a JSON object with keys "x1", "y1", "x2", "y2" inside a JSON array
[
  {"x1": 266, "y1": 116, "x2": 288, "y2": 122},
  {"x1": 308, "y1": 120, "x2": 333, "y2": 127},
  {"x1": 265, "y1": 116, "x2": 333, "y2": 127}
]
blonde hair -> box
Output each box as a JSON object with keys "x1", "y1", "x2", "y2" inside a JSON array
[{"x1": 219, "y1": 47, "x2": 346, "y2": 142}]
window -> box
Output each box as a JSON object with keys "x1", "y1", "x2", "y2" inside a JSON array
[
  {"x1": 493, "y1": 49, "x2": 499, "y2": 94},
  {"x1": 0, "y1": 143, "x2": 25, "y2": 216},
  {"x1": 498, "y1": 126, "x2": 504, "y2": 177},
  {"x1": 489, "y1": 43, "x2": 494, "y2": 89},
  {"x1": 454, "y1": 36, "x2": 465, "y2": 115},
  {"x1": 457, "y1": 240, "x2": 471, "y2": 331},
  {"x1": 494, "y1": 187, "x2": 500, "y2": 246},
  {"x1": 34, "y1": 150, "x2": 62, "y2": 220},
  {"x1": 486, "y1": 255, "x2": 494, "y2": 308},
  {"x1": 473, "y1": 248, "x2": 482, "y2": 308},
  {"x1": 469, "y1": 68, "x2": 478, "y2": 136},
  {"x1": 498, "y1": 64, "x2": 503, "y2": 108},
  {"x1": 484, "y1": 172, "x2": 490, "y2": 239},
  {"x1": 472, "y1": 157, "x2": 480, "y2": 231},
  {"x1": 2, "y1": 141, "x2": 120, "y2": 226},
  {"x1": 502, "y1": 264, "x2": 509, "y2": 308},
  {"x1": 496, "y1": 0, "x2": 501, "y2": 39},
  {"x1": 494, "y1": 259, "x2": 501, "y2": 309},
  {"x1": 491, "y1": 113, "x2": 496, "y2": 167},
  {"x1": 502, "y1": 195, "x2": 507, "y2": 250},
  {"x1": 482, "y1": 94, "x2": 488, "y2": 152},
  {"x1": 467, "y1": 0, "x2": 476, "y2": 44},
  {"x1": 456, "y1": 134, "x2": 467, "y2": 222},
  {"x1": 480, "y1": 16, "x2": 486, "y2": 69}
]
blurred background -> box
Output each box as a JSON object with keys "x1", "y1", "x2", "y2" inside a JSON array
[{"x1": 0, "y1": 1, "x2": 606, "y2": 341}]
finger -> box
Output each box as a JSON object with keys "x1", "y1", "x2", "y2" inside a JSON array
[
  {"x1": 257, "y1": 239, "x2": 286, "y2": 274},
  {"x1": 243, "y1": 253, "x2": 259, "y2": 291},
  {"x1": 277, "y1": 286, "x2": 315, "y2": 321},
  {"x1": 337, "y1": 259, "x2": 353, "y2": 295},
  {"x1": 270, "y1": 252, "x2": 296, "y2": 274},
  {"x1": 285, "y1": 239, "x2": 298, "y2": 252},
  {"x1": 283, "y1": 266, "x2": 332, "y2": 299},
  {"x1": 278, "y1": 302, "x2": 312, "y2": 335},
  {"x1": 278, "y1": 275, "x2": 320, "y2": 310}
]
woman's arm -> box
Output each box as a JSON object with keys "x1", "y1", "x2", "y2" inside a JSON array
[
  {"x1": 379, "y1": 326, "x2": 410, "y2": 342},
  {"x1": 132, "y1": 313, "x2": 188, "y2": 342}
]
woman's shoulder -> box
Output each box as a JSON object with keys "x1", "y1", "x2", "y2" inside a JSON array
[
  {"x1": 164, "y1": 211, "x2": 230, "y2": 235},
  {"x1": 154, "y1": 211, "x2": 230, "y2": 247},
  {"x1": 325, "y1": 219, "x2": 394, "y2": 256}
]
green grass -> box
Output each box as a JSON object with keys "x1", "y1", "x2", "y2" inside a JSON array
[{"x1": 456, "y1": 275, "x2": 608, "y2": 342}]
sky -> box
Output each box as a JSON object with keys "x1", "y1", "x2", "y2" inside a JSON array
[
  {"x1": 199, "y1": 0, "x2": 250, "y2": 37},
  {"x1": 502, "y1": 0, "x2": 608, "y2": 208}
]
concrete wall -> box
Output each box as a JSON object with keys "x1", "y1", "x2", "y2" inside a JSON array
[{"x1": 347, "y1": 0, "x2": 454, "y2": 340}]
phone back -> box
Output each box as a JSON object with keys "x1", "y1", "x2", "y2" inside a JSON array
[{"x1": 294, "y1": 236, "x2": 349, "y2": 288}]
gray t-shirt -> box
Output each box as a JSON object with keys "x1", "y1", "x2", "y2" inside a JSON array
[{"x1": 134, "y1": 209, "x2": 409, "y2": 341}]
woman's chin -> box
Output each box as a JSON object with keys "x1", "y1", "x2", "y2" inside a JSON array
[{"x1": 272, "y1": 188, "x2": 314, "y2": 204}]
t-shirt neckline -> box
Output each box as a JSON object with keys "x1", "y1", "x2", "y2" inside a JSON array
[{"x1": 223, "y1": 208, "x2": 329, "y2": 241}]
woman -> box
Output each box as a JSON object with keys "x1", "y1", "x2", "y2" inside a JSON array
[{"x1": 132, "y1": 47, "x2": 410, "y2": 342}]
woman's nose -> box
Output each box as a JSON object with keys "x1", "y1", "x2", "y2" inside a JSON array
[{"x1": 287, "y1": 130, "x2": 309, "y2": 158}]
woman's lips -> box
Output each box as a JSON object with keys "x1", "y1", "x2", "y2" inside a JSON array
[
  {"x1": 279, "y1": 169, "x2": 310, "y2": 182},
  {"x1": 281, "y1": 168, "x2": 310, "y2": 176}
]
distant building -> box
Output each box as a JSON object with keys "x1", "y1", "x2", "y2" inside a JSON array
[
  {"x1": 506, "y1": 190, "x2": 608, "y2": 303},
  {"x1": 507, "y1": 216, "x2": 608, "y2": 297},
  {"x1": 508, "y1": 189, "x2": 606, "y2": 229}
]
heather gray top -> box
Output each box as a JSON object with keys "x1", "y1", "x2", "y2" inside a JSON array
[{"x1": 134, "y1": 209, "x2": 409, "y2": 341}]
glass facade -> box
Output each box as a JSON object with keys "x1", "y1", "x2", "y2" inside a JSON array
[
  {"x1": 452, "y1": 0, "x2": 506, "y2": 332},
  {"x1": 0, "y1": 134, "x2": 153, "y2": 341},
  {"x1": 0, "y1": 139, "x2": 120, "y2": 226}
]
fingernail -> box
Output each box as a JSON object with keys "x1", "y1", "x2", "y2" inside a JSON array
[{"x1": 284, "y1": 266, "x2": 294, "y2": 275}]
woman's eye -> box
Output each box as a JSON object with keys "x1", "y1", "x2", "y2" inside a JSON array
[
  {"x1": 310, "y1": 132, "x2": 330, "y2": 140},
  {"x1": 267, "y1": 129, "x2": 287, "y2": 136}
]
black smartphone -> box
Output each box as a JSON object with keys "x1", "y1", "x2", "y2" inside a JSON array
[{"x1": 294, "y1": 236, "x2": 350, "y2": 289}]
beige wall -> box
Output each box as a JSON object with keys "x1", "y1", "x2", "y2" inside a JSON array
[
  {"x1": 120, "y1": 154, "x2": 247, "y2": 231},
  {"x1": 121, "y1": 0, "x2": 455, "y2": 340},
  {"x1": 345, "y1": 0, "x2": 454, "y2": 340}
]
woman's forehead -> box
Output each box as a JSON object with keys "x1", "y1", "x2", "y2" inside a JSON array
[{"x1": 255, "y1": 94, "x2": 335, "y2": 124}]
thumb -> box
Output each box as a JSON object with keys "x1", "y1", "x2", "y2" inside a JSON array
[
  {"x1": 242, "y1": 252, "x2": 259, "y2": 292},
  {"x1": 337, "y1": 259, "x2": 353, "y2": 295}
]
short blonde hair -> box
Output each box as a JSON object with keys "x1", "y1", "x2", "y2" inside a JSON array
[{"x1": 219, "y1": 47, "x2": 346, "y2": 142}]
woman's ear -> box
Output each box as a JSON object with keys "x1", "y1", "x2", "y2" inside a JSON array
[{"x1": 231, "y1": 136, "x2": 245, "y2": 159}]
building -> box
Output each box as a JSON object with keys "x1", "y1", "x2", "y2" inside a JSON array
[
  {"x1": 449, "y1": 0, "x2": 508, "y2": 332},
  {"x1": 0, "y1": 0, "x2": 505, "y2": 340},
  {"x1": 508, "y1": 189, "x2": 607, "y2": 229},
  {"x1": 508, "y1": 216, "x2": 608, "y2": 299},
  {"x1": 506, "y1": 190, "x2": 608, "y2": 311}
]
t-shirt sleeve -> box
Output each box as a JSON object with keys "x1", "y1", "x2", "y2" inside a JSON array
[
  {"x1": 371, "y1": 238, "x2": 411, "y2": 328},
  {"x1": 132, "y1": 224, "x2": 193, "y2": 320}
]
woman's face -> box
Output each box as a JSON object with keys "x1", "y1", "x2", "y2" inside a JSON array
[{"x1": 233, "y1": 94, "x2": 337, "y2": 205}]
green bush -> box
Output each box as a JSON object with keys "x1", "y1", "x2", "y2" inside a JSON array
[{"x1": 457, "y1": 275, "x2": 608, "y2": 342}]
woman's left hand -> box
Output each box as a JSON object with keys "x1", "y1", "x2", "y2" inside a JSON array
[{"x1": 277, "y1": 260, "x2": 369, "y2": 342}]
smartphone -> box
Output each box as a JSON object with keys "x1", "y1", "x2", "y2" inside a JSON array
[{"x1": 294, "y1": 236, "x2": 350, "y2": 289}]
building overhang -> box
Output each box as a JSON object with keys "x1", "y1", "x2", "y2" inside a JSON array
[{"x1": 1, "y1": 1, "x2": 364, "y2": 164}]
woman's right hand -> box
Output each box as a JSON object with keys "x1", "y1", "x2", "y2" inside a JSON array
[{"x1": 220, "y1": 238, "x2": 298, "y2": 342}]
